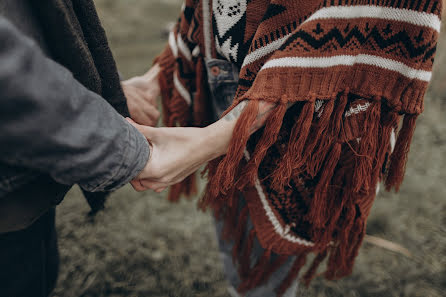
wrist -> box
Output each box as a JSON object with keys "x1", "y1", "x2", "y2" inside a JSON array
[{"x1": 203, "y1": 120, "x2": 236, "y2": 160}]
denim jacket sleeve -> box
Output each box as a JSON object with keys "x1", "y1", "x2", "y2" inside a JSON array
[{"x1": 0, "y1": 18, "x2": 149, "y2": 192}]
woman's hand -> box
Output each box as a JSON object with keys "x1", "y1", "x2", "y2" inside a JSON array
[
  {"x1": 122, "y1": 64, "x2": 161, "y2": 127},
  {"x1": 128, "y1": 100, "x2": 277, "y2": 192},
  {"x1": 128, "y1": 118, "x2": 233, "y2": 192}
]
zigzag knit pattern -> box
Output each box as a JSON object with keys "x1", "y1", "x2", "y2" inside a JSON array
[{"x1": 155, "y1": 0, "x2": 442, "y2": 295}]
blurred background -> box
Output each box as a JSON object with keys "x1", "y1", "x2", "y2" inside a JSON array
[{"x1": 52, "y1": 1, "x2": 446, "y2": 296}]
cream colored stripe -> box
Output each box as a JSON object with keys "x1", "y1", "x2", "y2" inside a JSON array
[
  {"x1": 244, "y1": 151, "x2": 315, "y2": 247},
  {"x1": 177, "y1": 34, "x2": 192, "y2": 62},
  {"x1": 241, "y1": 5, "x2": 440, "y2": 68},
  {"x1": 173, "y1": 73, "x2": 192, "y2": 105},
  {"x1": 261, "y1": 55, "x2": 432, "y2": 82},
  {"x1": 168, "y1": 31, "x2": 178, "y2": 57},
  {"x1": 241, "y1": 33, "x2": 292, "y2": 68},
  {"x1": 306, "y1": 5, "x2": 441, "y2": 33}
]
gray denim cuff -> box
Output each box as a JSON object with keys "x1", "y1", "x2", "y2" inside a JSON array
[{"x1": 79, "y1": 123, "x2": 149, "y2": 192}]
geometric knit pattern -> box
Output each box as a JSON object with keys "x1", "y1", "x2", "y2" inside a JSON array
[{"x1": 155, "y1": 0, "x2": 442, "y2": 295}]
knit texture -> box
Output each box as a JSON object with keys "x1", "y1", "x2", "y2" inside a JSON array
[{"x1": 155, "y1": 0, "x2": 442, "y2": 294}]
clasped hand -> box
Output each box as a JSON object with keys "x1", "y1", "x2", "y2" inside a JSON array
[
  {"x1": 127, "y1": 120, "x2": 229, "y2": 193},
  {"x1": 122, "y1": 64, "x2": 161, "y2": 127},
  {"x1": 123, "y1": 64, "x2": 236, "y2": 193}
]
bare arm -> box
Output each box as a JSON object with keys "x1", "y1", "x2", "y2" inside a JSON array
[
  {"x1": 223, "y1": 100, "x2": 277, "y2": 132},
  {"x1": 128, "y1": 97, "x2": 278, "y2": 192},
  {"x1": 208, "y1": 100, "x2": 277, "y2": 156}
]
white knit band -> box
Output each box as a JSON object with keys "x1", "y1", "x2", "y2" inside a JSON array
[
  {"x1": 261, "y1": 55, "x2": 432, "y2": 82},
  {"x1": 305, "y1": 5, "x2": 441, "y2": 33}
]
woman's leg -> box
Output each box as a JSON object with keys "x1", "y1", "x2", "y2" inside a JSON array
[{"x1": 214, "y1": 198, "x2": 299, "y2": 297}]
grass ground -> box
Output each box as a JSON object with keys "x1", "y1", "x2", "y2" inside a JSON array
[{"x1": 53, "y1": 1, "x2": 446, "y2": 296}]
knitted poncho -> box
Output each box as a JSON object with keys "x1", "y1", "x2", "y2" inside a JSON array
[{"x1": 155, "y1": 0, "x2": 442, "y2": 294}]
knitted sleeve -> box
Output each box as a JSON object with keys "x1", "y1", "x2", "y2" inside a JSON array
[{"x1": 154, "y1": 1, "x2": 212, "y2": 129}]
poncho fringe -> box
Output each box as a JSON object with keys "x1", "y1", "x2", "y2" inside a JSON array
[
  {"x1": 198, "y1": 90, "x2": 403, "y2": 292},
  {"x1": 154, "y1": 43, "x2": 211, "y2": 202},
  {"x1": 155, "y1": 0, "x2": 442, "y2": 294}
]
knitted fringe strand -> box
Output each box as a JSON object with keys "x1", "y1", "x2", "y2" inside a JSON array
[
  {"x1": 385, "y1": 114, "x2": 418, "y2": 191},
  {"x1": 304, "y1": 98, "x2": 336, "y2": 177},
  {"x1": 155, "y1": 47, "x2": 191, "y2": 127},
  {"x1": 276, "y1": 254, "x2": 307, "y2": 297},
  {"x1": 270, "y1": 99, "x2": 315, "y2": 191},
  {"x1": 199, "y1": 100, "x2": 259, "y2": 208},
  {"x1": 200, "y1": 91, "x2": 419, "y2": 294},
  {"x1": 167, "y1": 173, "x2": 197, "y2": 202},
  {"x1": 156, "y1": 53, "x2": 214, "y2": 202},
  {"x1": 238, "y1": 101, "x2": 288, "y2": 188}
]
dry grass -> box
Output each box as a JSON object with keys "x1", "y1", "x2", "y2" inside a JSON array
[{"x1": 53, "y1": 1, "x2": 446, "y2": 296}]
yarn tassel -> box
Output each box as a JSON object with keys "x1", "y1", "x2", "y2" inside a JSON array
[
  {"x1": 306, "y1": 142, "x2": 342, "y2": 228},
  {"x1": 193, "y1": 58, "x2": 213, "y2": 127},
  {"x1": 238, "y1": 101, "x2": 288, "y2": 188},
  {"x1": 167, "y1": 173, "x2": 197, "y2": 202},
  {"x1": 329, "y1": 207, "x2": 356, "y2": 277},
  {"x1": 306, "y1": 93, "x2": 348, "y2": 177},
  {"x1": 303, "y1": 98, "x2": 335, "y2": 177},
  {"x1": 328, "y1": 191, "x2": 377, "y2": 280},
  {"x1": 198, "y1": 156, "x2": 224, "y2": 211},
  {"x1": 330, "y1": 91, "x2": 350, "y2": 137},
  {"x1": 270, "y1": 100, "x2": 315, "y2": 191},
  {"x1": 155, "y1": 46, "x2": 192, "y2": 127},
  {"x1": 155, "y1": 47, "x2": 199, "y2": 201},
  {"x1": 276, "y1": 253, "x2": 308, "y2": 296},
  {"x1": 238, "y1": 250, "x2": 272, "y2": 293},
  {"x1": 385, "y1": 114, "x2": 418, "y2": 191},
  {"x1": 371, "y1": 111, "x2": 399, "y2": 186},
  {"x1": 325, "y1": 219, "x2": 366, "y2": 280},
  {"x1": 324, "y1": 192, "x2": 368, "y2": 280},
  {"x1": 351, "y1": 100, "x2": 381, "y2": 193},
  {"x1": 258, "y1": 255, "x2": 290, "y2": 289},
  {"x1": 302, "y1": 250, "x2": 328, "y2": 286},
  {"x1": 316, "y1": 152, "x2": 355, "y2": 245},
  {"x1": 199, "y1": 101, "x2": 259, "y2": 209}
]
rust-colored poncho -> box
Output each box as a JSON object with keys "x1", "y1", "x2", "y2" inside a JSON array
[{"x1": 155, "y1": 0, "x2": 442, "y2": 295}]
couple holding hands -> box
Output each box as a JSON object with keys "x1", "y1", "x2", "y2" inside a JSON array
[{"x1": 0, "y1": 0, "x2": 441, "y2": 296}]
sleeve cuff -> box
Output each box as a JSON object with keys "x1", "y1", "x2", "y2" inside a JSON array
[{"x1": 79, "y1": 122, "x2": 150, "y2": 192}]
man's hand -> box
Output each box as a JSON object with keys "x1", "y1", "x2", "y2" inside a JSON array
[{"x1": 122, "y1": 64, "x2": 161, "y2": 127}]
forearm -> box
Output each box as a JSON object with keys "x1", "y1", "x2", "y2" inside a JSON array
[
  {"x1": 128, "y1": 86, "x2": 277, "y2": 191},
  {"x1": 204, "y1": 100, "x2": 277, "y2": 157},
  {"x1": 141, "y1": 63, "x2": 276, "y2": 166},
  {"x1": 0, "y1": 18, "x2": 149, "y2": 191}
]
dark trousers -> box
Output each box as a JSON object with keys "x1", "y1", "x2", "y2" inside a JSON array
[{"x1": 0, "y1": 208, "x2": 59, "y2": 297}]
